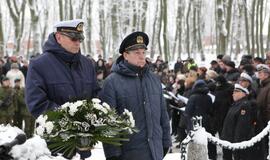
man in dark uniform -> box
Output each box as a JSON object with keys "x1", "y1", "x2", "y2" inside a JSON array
[
  {"x1": 0, "y1": 77, "x2": 15, "y2": 125},
  {"x1": 99, "y1": 31, "x2": 172, "y2": 160},
  {"x1": 25, "y1": 19, "x2": 100, "y2": 159},
  {"x1": 221, "y1": 84, "x2": 255, "y2": 160}
]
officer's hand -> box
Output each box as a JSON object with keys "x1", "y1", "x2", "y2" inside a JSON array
[
  {"x1": 106, "y1": 156, "x2": 121, "y2": 160},
  {"x1": 163, "y1": 147, "x2": 169, "y2": 157}
]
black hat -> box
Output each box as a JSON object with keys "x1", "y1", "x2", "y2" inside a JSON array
[
  {"x1": 54, "y1": 19, "x2": 85, "y2": 41},
  {"x1": 224, "y1": 61, "x2": 235, "y2": 68},
  {"x1": 119, "y1": 31, "x2": 149, "y2": 54}
]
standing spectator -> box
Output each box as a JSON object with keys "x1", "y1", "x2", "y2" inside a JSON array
[
  {"x1": 25, "y1": 19, "x2": 100, "y2": 159},
  {"x1": 96, "y1": 59, "x2": 107, "y2": 77},
  {"x1": 105, "y1": 57, "x2": 114, "y2": 76},
  {"x1": 223, "y1": 61, "x2": 240, "y2": 84},
  {"x1": 6, "y1": 63, "x2": 25, "y2": 88},
  {"x1": 221, "y1": 84, "x2": 255, "y2": 160},
  {"x1": 184, "y1": 79, "x2": 215, "y2": 159},
  {"x1": 256, "y1": 64, "x2": 270, "y2": 159},
  {"x1": 174, "y1": 57, "x2": 183, "y2": 74},
  {"x1": 210, "y1": 60, "x2": 222, "y2": 74},
  {"x1": 99, "y1": 31, "x2": 172, "y2": 160}
]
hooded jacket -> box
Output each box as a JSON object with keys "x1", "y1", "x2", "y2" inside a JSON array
[
  {"x1": 25, "y1": 33, "x2": 99, "y2": 118},
  {"x1": 99, "y1": 56, "x2": 172, "y2": 160}
]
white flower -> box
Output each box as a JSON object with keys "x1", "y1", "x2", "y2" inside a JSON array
[
  {"x1": 73, "y1": 100, "x2": 84, "y2": 107},
  {"x1": 36, "y1": 115, "x2": 48, "y2": 126},
  {"x1": 123, "y1": 109, "x2": 135, "y2": 127},
  {"x1": 69, "y1": 103, "x2": 79, "y2": 116},
  {"x1": 36, "y1": 126, "x2": 45, "y2": 136},
  {"x1": 102, "y1": 102, "x2": 111, "y2": 110},
  {"x1": 92, "y1": 98, "x2": 101, "y2": 104},
  {"x1": 93, "y1": 103, "x2": 108, "y2": 114},
  {"x1": 45, "y1": 122, "x2": 54, "y2": 134},
  {"x1": 61, "y1": 102, "x2": 72, "y2": 110}
]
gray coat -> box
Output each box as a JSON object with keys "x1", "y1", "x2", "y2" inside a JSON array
[{"x1": 99, "y1": 57, "x2": 172, "y2": 160}]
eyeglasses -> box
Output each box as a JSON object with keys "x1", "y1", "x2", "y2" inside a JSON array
[{"x1": 60, "y1": 32, "x2": 84, "y2": 42}]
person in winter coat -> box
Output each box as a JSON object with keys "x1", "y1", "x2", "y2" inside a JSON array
[
  {"x1": 256, "y1": 64, "x2": 270, "y2": 159},
  {"x1": 184, "y1": 79, "x2": 215, "y2": 159},
  {"x1": 224, "y1": 61, "x2": 240, "y2": 84},
  {"x1": 184, "y1": 79, "x2": 213, "y2": 132},
  {"x1": 99, "y1": 31, "x2": 172, "y2": 160},
  {"x1": 25, "y1": 19, "x2": 100, "y2": 159},
  {"x1": 221, "y1": 84, "x2": 255, "y2": 160}
]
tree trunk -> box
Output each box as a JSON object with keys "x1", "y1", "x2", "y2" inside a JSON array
[
  {"x1": 217, "y1": 0, "x2": 226, "y2": 55},
  {"x1": 192, "y1": 2, "x2": 197, "y2": 55},
  {"x1": 255, "y1": 0, "x2": 260, "y2": 57},
  {"x1": 28, "y1": 0, "x2": 40, "y2": 55},
  {"x1": 99, "y1": 0, "x2": 106, "y2": 57},
  {"x1": 86, "y1": 0, "x2": 92, "y2": 55},
  {"x1": 6, "y1": 0, "x2": 26, "y2": 55},
  {"x1": 162, "y1": 0, "x2": 168, "y2": 61},
  {"x1": 0, "y1": 6, "x2": 4, "y2": 57},
  {"x1": 267, "y1": 16, "x2": 270, "y2": 52},
  {"x1": 244, "y1": 0, "x2": 251, "y2": 55},
  {"x1": 150, "y1": 1, "x2": 159, "y2": 59},
  {"x1": 251, "y1": 0, "x2": 256, "y2": 55},
  {"x1": 69, "y1": 0, "x2": 73, "y2": 19},
  {"x1": 259, "y1": 0, "x2": 264, "y2": 57},
  {"x1": 225, "y1": 0, "x2": 233, "y2": 52},
  {"x1": 58, "y1": 0, "x2": 63, "y2": 20},
  {"x1": 186, "y1": 0, "x2": 192, "y2": 58},
  {"x1": 197, "y1": 0, "x2": 204, "y2": 61},
  {"x1": 132, "y1": 0, "x2": 137, "y2": 31},
  {"x1": 158, "y1": 0, "x2": 163, "y2": 58},
  {"x1": 141, "y1": 0, "x2": 148, "y2": 32},
  {"x1": 173, "y1": 0, "x2": 183, "y2": 60}
]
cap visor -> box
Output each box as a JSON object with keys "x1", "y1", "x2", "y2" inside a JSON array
[{"x1": 126, "y1": 44, "x2": 147, "y2": 51}]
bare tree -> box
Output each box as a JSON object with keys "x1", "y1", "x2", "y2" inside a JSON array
[
  {"x1": 216, "y1": 0, "x2": 226, "y2": 55},
  {"x1": 6, "y1": 0, "x2": 26, "y2": 54},
  {"x1": 141, "y1": 0, "x2": 148, "y2": 32},
  {"x1": 150, "y1": 1, "x2": 159, "y2": 59},
  {"x1": 186, "y1": 0, "x2": 192, "y2": 57},
  {"x1": 244, "y1": 0, "x2": 251, "y2": 54},
  {"x1": 173, "y1": 0, "x2": 184, "y2": 60},
  {"x1": 162, "y1": 0, "x2": 169, "y2": 61},
  {"x1": 85, "y1": 0, "x2": 92, "y2": 55},
  {"x1": 197, "y1": 0, "x2": 204, "y2": 61},
  {"x1": 251, "y1": 0, "x2": 256, "y2": 56},
  {"x1": 255, "y1": 0, "x2": 260, "y2": 57},
  {"x1": 259, "y1": 0, "x2": 264, "y2": 56},
  {"x1": 0, "y1": 5, "x2": 4, "y2": 57},
  {"x1": 267, "y1": 16, "x2": 270, "y2": 52},
  {"x1": 28, "y1": 0, "x2": 41, "y2": 54}
]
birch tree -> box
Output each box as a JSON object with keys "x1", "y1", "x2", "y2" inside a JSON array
[
  {"x1": 6, "y1": 0, "x2": 26, "y2": 54},
  {"x1": 28, "y1": 0, "x2": 41, "y2": 54},
  {"x1": 0, "y1": 6, "x2": 4, "y2": 56}
]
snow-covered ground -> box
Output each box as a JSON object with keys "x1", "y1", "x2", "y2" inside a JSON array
[{"x1": 0, "y1": 125, "x2": 182, "y2": 160}]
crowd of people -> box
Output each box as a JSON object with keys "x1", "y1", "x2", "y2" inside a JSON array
[{"x1": 1, "y1": 18, "x2": 270, "y2": 160}]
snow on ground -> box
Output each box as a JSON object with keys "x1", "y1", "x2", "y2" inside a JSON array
[{"x1": 0, "y1": 125, "x2": 181, "y2": 160}]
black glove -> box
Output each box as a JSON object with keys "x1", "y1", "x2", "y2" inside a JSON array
[
  {"x1": 106, "y1": 156, "x2": 121, "y2": 160},
  {"x1": 163, "y1": 147, "x2": 169, "y2": 157}
]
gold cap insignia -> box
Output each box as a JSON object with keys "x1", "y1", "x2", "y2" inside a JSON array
[
  {"x1": 76, "y1": 23, "x2": 84, "y2": 32},
  {"x1": 137, "y1": 36, "x2": 144, "y2": 44},
  {"x1": 240, "y1": 109, "x2": 246, "y2": 115}
]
